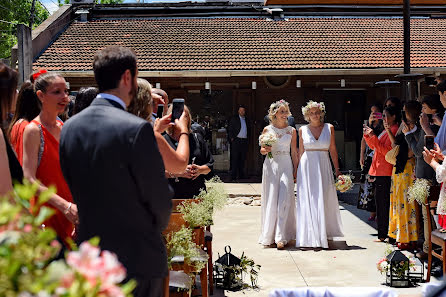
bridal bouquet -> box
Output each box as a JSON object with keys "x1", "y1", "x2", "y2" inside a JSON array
[
  {"x1": 259, "y1": 131, "x2": 278, "y2": 159},
  {"x1": 335, "y1": 174, "x2": 353, "y2": 193},
  {"x1": 407, "y1": 178, "x2": 431, "y2": 205}
]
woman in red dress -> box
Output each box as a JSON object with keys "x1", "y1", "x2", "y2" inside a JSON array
[
  {"x1": 22, "y1": 72, "x2": 77, "y2": 246},
  {"x1": 8, "y1": 81, "x2": 41, "y2": 163}
]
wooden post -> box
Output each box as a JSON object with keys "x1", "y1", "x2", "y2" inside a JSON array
[{"x1": 17, "y1": 24, "x2": 32, "y2": 85}]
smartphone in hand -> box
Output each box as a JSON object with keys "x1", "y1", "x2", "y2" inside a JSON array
[
  {"x1": 425, "y1": 135, "x2": 435, "y2": 150},
  {"x1": 171, "y1": 98, "x2": 185, "y2": 123},
  {"x1": 374, "y1": 112, "x2": 382, "y2": 120},
  {"x1": 156, "y1": 105, "x2": 164, "y2": 119},
  {"x1": 401, "y1": 110, "x2": 407, "y2": 124}
]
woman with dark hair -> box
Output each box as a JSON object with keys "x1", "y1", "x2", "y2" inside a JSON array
[
  {"x1": 73, "y1": 87, "x2": 98, "y2": 115},
  {"x1": 404, "y1": 97, "x2": 439, "y2": 257},
  {"x1": 7, "y1": 81, "x2": 41, "y2": 163},
  {"x1": 0, "y1": 63, "x2": 22, "y2": 196},
  {"x1": 387, "y1": 101, "x2": 420, "y2": 249},
  {"x1": 164, "y1": 104, "x2": 215, "y2": 199},
  {"x1": 384, "y1": 96, "x2": 402, "y2": 110},
  {"x1": 358, "y1": 103, "x2": 384, "y2": 220},
  {"x1": 364, "y1": 105, "x2": 400, "y2": 242},
  {"x1": 22, "y1": 72, "x2": 76, "y2": 247}
]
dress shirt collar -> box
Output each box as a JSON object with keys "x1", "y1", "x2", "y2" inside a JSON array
[{"x1": 97, "y1": 93, "x2": 126, "y2": 110}]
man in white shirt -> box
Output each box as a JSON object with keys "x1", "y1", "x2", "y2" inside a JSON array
[{"x1": 228, "y1": 105, "x2": 250, "y2": 181}]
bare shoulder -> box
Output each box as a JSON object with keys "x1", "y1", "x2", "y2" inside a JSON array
[
  {"x1": 327, "y1": 123, "x2": 334, "y2": 130},
  {"x1": 23, "y1": 122, "x2": 40, "y2": 141}
]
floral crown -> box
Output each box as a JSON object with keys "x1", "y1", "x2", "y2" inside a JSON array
[
  {"x1": 270, "y1": 99, "x2": 289, "y2": 112},
  {"x1": 301, "y1": 100, "x2": 326, "y2": 116}
]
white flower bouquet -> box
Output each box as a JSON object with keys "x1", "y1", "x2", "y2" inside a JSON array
[
  {"x1": 407, "y1": 178, "x2": 431, "y2": 205},
  {"x1": 335, "y1": 174, "x2": 353, "y2": 193},
  {"x1": 259, "y1": 131, "x2": 278, "y2": 159}
]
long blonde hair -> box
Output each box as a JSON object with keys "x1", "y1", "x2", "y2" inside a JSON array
[{"x1": 127, "y1": 78, "x2": 152, "y2": 121}]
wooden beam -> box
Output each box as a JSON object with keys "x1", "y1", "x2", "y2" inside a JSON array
[{"x1": 264, "y1": 0, "x2": 446, "y2": 5}]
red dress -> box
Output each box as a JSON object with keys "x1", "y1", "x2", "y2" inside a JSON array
[
  {"x1": 9, "y1": 120, "x2": 29, "y2": 164},
  {"x1": 30, "y1": 120, "x2": 75, "y2": 246}
]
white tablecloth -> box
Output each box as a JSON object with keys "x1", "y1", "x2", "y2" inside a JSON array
[{"x1": 269, "y1": 287, "x2": 397, "y2": 297}]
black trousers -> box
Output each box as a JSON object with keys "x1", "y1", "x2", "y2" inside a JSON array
[
  {"x1": 373, "y1": 176, "x2": 391, "y2": 239},
  {"x1": 231, "y1": 138, "x2": 248, "y2": 179}
]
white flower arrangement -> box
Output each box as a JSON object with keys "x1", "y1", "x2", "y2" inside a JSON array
[
  {"x1": 335, "y1": 174, "x2": 354, "y2": 193},
  {"x1": 301, "y1": 100, "x2": 326, "y2": 121},
  {"x1": 407, "y1": 178, "x2": 431, "y2": 205},
  {"x1": 259, "y1": 131, "x2": 278, "y2": 159}
]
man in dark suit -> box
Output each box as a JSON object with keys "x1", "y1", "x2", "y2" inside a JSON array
[
  {"x1": 59, "y1": 46, "x2": 173, "y2": 297},
  {"x1": 228, "y1": 105, "x2": 250, "y2": 181}
]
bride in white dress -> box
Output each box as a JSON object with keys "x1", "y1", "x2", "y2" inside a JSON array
[
  {"x1": 259, "y1": 100, "x2": 298, "y2": 250},
  {"x1": 296, "y1": 101, "x2": 344, "y2": 248}
]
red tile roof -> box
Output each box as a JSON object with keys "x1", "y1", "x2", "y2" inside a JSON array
[{"x1": 33, "y1": 17, "x2": 446, "y2": 71}]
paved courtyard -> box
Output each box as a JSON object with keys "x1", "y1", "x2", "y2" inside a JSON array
[{"x1": 209, "y1": 183, "x2": 443, "y2": 297}]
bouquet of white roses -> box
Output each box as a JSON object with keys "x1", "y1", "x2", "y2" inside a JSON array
[
  {"x1": 259, "y1": 131, "x2": 278, "y2": 159},
  {"x1": 407, "y1": 178, "x2": 431, "y2": 205},
  {"x1": 335, "y1": 174, "x2": 353, "y2": 193}
]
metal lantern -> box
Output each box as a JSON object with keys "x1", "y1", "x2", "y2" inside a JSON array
[
  {"x1": 213, "y1": 245, "x2": 243, "y2": 290},
  {"x1": 386, "y1": 250, "x2": 410, "y2": 288},
  {"x1": 408, "y1": 257, "x2": 424, "y2": 284}
]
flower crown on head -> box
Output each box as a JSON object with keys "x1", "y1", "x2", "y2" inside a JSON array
[
  {"x1": 301, "y1": 100, "x2": 326, "y2": 117},
  {"x1": 270, "y1": 99, "x2": 289, "y2": 112}
]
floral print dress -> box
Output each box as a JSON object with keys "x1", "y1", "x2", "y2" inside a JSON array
[{"x1": 388, "y1": 158, "x2": 418, "y2": 243}]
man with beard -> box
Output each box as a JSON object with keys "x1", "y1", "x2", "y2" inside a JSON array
[{"x1": 59, "y1": 46, "x2": 172, "y2": 297}]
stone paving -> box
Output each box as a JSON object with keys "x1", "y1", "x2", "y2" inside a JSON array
[{"x1": 209, "y1": 183, "x2": 443, "y2": 297}]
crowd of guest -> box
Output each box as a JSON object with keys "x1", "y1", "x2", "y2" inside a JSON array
[
  {"x1": 360, "y1": 81, "x2": 446, "y2": 272},
  {"x1": 0, "y1": 46, "x2": 214, "y2": 297}
]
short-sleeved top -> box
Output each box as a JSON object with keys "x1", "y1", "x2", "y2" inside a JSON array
[{"x1": 164, "y1": 132, "x2": 214, "y2": 199}]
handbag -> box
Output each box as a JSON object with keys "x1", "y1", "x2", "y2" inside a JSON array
[{"x1": 385, "y1": 145, "x2": 399, "y2": 165}]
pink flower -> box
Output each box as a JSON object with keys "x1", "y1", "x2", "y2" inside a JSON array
[
  {"x1": 100, "y1": 251, "x2": 126, "y2": 285},
  {"x1": 51, "y1": 240, "x2": 60, "y2": 248},
  {"x1": 67, "y1": 242, "x2": 103, "y2": 285},
  {"x1": 23, "y1": 224, "x2": 32, "y2": 233}
]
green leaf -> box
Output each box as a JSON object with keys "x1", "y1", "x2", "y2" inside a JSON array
[
  {"x1": 34, "y1": 206, "x2": 55, "y2": 225},
  {"x1": 88, "y1": 237, "x2": 100, "y2": 247},
  {"x1": 121, "y1": 279, "x2": 137, "y2": 295}
]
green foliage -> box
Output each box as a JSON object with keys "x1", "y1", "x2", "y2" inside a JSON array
[
  {"x1": 177, "y1": 176, "x2": 228, "y2": 228},
  {"x1": 0, "y1": 181, "x2": 136, "y2": 297},
  {"x1": 0, "y1": 182, "x2": 61, "y2": 297},
  {"x1": 217, "y1": 254, "x2": 261, "y2": 290},
  {"x1": 165, "y1": 226, "x2": 207, "y2": 272},
  {"x1": 0, "y1": 0, "x2": 49, "y2": 59},
  {"x1": 58, "y1": 0, "x2": 124, "y2": 4}
]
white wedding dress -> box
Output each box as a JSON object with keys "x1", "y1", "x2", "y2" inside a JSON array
[
  {"x1": 296, "y1": 123, "x2": 344, "y2": 248},
  {"x1": 259, "y1": 125, "x2": 296, "y2": 246}
]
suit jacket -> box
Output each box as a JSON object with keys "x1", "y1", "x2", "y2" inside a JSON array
[
  {"x1": 59, "y1": 97, "x2": 173, "y2": 279},
  {"x1": 228, "y1": 115, "x2": 251, "y2": 141}
]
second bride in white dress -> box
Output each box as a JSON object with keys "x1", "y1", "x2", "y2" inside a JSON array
[
  {"x1": 259, "y1": 100, "x2": 298, "y2": 250},
  {"x1": 296, "y1": 101, "x2": 344, "y2": 249}
]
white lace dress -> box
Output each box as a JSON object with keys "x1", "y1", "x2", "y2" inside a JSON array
[
  {"x1": 436, "y1": 162, "x2": 446, "y2": 215},
  {"x1": 259, "y1": 125, "x2": 296, "y2": 245},
  {"x1": 295, "y1": 124, "x2": 344, "y2": 248}
]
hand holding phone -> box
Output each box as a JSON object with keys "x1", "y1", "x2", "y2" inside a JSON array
[
  {"x1": 425, "y1": 135, "x2": 435, "y2": 151},
  {"x1": 374, "y1": 112, "x2": 383, "y2": 120},
  {"x1": 401, "y1": 110, "x2": 407, "y2": 124},
  {"x1": 156, "y1": 105, "x2": 164, "y2": 119},
  {"x1": 171, "y1": 98, "x2": 185, "y2": 123}
]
